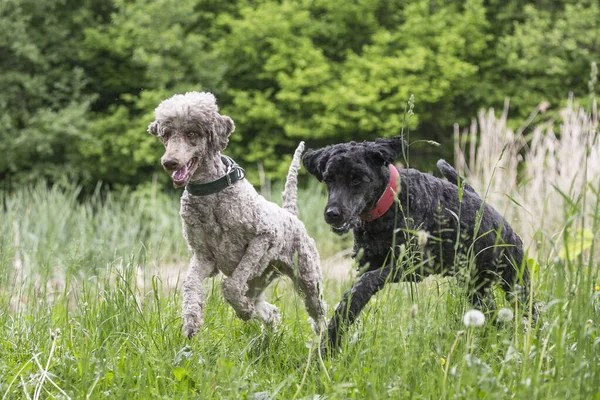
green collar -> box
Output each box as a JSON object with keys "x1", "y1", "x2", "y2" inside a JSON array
[{"x1": 185, "y1": 156, "x2": 245, "y2": 196}]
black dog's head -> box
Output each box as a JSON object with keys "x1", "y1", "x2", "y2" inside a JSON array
[{"x1": 303, "y1": 136, "x2": 406, "y2": 234}]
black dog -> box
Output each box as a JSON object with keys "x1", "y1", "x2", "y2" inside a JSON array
[{"x1": 303, "y1": 136, "x2": 534, "y2": 350}]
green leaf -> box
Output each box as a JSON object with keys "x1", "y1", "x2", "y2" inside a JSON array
[
  {"x1": 505, "y1": 194, "x2": 523, "y2": 209},
  {"x1": 172, "y1": 367, "x2": 188, "y2": 382},
  {"x1": 527, "y1": 258, "x2": 540, "y2": 275},
  {"x1": 558, "y1": 228, "x2": 594, "y2": 261}
]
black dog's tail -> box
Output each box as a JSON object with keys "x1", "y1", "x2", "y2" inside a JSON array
[
  {"x1": 282, "y1": 141, "x2": 305, "y2": 216},
  {"x1": 437, "y1": 159, "x2": 477, "y2": 194}
]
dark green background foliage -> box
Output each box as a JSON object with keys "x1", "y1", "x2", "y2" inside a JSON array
[{"x1": 1, "y1": 0, "x2": 598, "y2": 188}]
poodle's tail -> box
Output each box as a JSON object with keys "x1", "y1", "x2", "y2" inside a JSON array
[
  {"x1": 282, "y1": 141, "x2": 305, "y2": 216},
  {"x1": 436, "y1": 159, "x2": 477, "y2": 195}
]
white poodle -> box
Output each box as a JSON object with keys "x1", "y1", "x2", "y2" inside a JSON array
[{"x1": 148, "y1": 91, "x2": 326, "y2": 338}]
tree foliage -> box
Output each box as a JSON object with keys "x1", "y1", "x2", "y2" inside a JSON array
[
  {"x1": 0, "y1": 0, "x2": 597, "y2": 187},
  {"x1": 0, "y1": 0, "x2": 99, "y2": 185}
]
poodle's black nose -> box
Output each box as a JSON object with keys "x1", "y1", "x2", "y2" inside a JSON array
[
  {"x1": 162, "y1": 158, "x2": 179, "y2": 171},
  {"x1": 325, "y1": 207, "x2": 343, "y2": 224}
]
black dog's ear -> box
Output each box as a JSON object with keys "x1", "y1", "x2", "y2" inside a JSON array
[
  {"x1": 370, "y1": 136, "x2": 407, "y2": 164},
  {"x1": 147, "y1": 121, "x2": 159, "y2": 136},
  {"x1": 302, "y1": 149, "x2": 326, "y2": 182}
]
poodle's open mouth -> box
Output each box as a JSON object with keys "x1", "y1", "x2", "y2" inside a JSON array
[{"x1": 171, "y1": 158, "x2": 198, "y2": 188}]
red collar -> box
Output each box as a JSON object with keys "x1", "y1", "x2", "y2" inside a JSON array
[{"x1": 360, "y1": 164, "x2": 399, "y2": 222}]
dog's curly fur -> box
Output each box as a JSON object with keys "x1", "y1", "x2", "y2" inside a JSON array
[
  {"x1": 303, "y1": 136, "x2": 534, "y2": 350},
  {"x1": 149, "y1": 91, "x2": 326, "y2": 338}
]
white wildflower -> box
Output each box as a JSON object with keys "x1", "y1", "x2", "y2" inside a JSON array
[
  {"x1": 416, "y1": 230, "x2": 429, "y2": 247},
  {"x1": 497, "y1": 308, "x2": 514, "y2": 323},
  {"x1": 463, "y1": 309, "x2": 485, "y2": 327}
]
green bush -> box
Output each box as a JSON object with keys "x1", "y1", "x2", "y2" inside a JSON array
[{"x1": 1, "y1": 0, "x2": 598, "y2": 188}]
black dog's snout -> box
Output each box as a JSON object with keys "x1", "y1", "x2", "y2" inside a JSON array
[
  {"x1": 162, "y1": 158, "x2": 179, "y2": 170},
  {"x1": 325, "y1": 206, "x2": 343, "y2": 224}
]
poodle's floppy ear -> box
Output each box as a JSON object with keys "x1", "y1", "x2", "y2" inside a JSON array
[
  {"x1": 213, "y1": 115, "x2": 235, "y2": 150},
  {"x1": 369, "y1": 135, "x2": 407, "y2": 164},
  {"x1": 147, "y1": 121, "x2": 159, "y2": 136},
  {"x1": 302, "y1": 148, "x2": 326, "y2": 182}
]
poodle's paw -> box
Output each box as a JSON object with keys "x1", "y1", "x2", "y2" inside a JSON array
[
  {"x1": 183, "y1": 314, "x2": 202, "y2": 339},
  {"x1": 256, "y1": 301, "x2": 281, "y2": 326},
  {"x1": 183, "y1": 324, "x2": 198, "y2": 339}
]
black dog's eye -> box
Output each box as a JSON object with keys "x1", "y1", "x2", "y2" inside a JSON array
[{"x1": 351, "y1": 177, "x2": 362, "y2": 186}]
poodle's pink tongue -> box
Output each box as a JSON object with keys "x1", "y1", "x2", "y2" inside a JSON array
[{"x1": 172, "y1": 165, "x2": 189, "y2": 182}]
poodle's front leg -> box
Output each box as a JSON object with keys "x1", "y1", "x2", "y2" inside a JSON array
[
  {"x1": 182, "y1": 253, "x2": 216, "y2": 339},
  {"x1": 222, "y1": 236, "x2": 271, "y2": 321}
]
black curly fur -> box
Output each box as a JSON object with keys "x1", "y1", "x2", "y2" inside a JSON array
[{"x1": 303, "y1": 136, "x2": 534, "y2": 351}]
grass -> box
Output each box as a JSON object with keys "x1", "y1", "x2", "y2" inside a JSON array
[
  {"x1": 1, "y1": 180, "x2": 598, "y2": 399},
  {"x1": 1, "y1": 100, "x2": 599, "y2": 398},
  {"x1": 454, "y1": 96, "x2": 600, "y2": 255}
]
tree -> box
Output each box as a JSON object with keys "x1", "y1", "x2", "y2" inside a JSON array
[
  {"x1": 215, "y1": 0, "x2": 489, "y2": 175},
  {"x1": 1, "y1": 0, "x2": 597, "y2": 188},
  {"x1": 0, "y1": 0, "x2": 107, "y2": 187},
  {"x1": 494, "y1": 1, "x2": 600, "y2": 118}
]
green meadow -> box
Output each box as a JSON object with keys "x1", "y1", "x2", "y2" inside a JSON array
[{"x1": 1, "y1": 166, "x2": 599, "y2": 398}]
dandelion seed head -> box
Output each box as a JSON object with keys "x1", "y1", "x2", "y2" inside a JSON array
[
  {"x1": 497, "y1": 307, "x2": 514, "y2": 323},
  {"x1": 463, "y1": 309, "x2": 485, "y2": 327}
]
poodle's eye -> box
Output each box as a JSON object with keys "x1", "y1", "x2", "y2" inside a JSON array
[{"x1": 186, "y1": 131, "x2": 196, "y2": 138}]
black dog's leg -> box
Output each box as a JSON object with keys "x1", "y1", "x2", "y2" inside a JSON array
[
  {"x1": 469, "y1": 283, "x2": 497, "y2": 312},
  {"x1": 324, "y1": 263, "x2": 397, "y2": 353}
]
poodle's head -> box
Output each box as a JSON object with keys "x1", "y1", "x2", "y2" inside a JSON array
[
  {"x1": 148, "y1": 91, "x2": 235, "y2": 187},
  {"x1": 302, "y1": 136, "x2": 406, "y2": 234}
]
